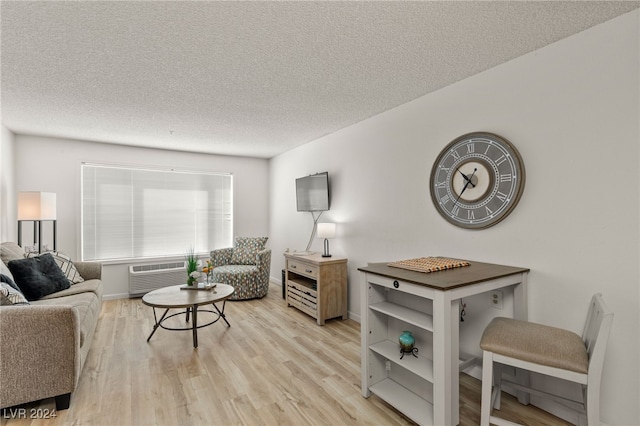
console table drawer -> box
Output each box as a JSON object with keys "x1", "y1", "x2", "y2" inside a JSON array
[
  {"x1": 288, "y1": 259, "x2": 318, "y2": 279},
  {"x1": 366, "y1": 274, "x2": 435, "y2": 298}
]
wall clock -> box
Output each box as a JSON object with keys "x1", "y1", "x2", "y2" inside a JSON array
[{"x1": 429, "y1": 132, "x2": 525, "y2": 229}]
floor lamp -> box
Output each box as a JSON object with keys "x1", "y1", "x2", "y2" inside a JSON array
[{"x1": 17, "y1": 192, "x2": 57, "y2": 254}]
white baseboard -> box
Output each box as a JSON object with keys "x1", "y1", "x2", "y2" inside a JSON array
[
  {"x1": 269, "y1": 277, "x2": 281, "y2": 286},
  {"x1": 103, "y1": 293, "x2": 131, "y2": 300}
]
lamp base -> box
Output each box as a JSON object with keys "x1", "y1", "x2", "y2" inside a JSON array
[{"x1": 322, "y1": 239, "x2": 332, "y2": 258}]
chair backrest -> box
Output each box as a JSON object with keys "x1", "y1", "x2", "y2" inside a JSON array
[{"x1": 582, "y1": 293, "x2": 614, "y2": 379}]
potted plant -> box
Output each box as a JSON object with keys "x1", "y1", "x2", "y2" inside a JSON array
[{"x1": 185, "y1": 247, "x2": 200, "y2": 286}]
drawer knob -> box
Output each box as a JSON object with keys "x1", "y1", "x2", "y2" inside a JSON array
[
  {"x1": 291, "y1": 265, "x2": 297, "y2": 269},
  {"x1": 305, "y1": 269, "x2": 313, "y2": 274},
  {"x1": 393, "y1": 280, "x2": 399, "y2": 288}
]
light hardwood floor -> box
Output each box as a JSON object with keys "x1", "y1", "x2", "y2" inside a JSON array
[{"x1": 3, "y1": 283, "x2": 571, "y2": 426}]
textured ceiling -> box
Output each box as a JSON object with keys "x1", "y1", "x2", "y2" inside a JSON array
[{"x1": 2, "y1": 1, "x2": 638, "y2": 158}]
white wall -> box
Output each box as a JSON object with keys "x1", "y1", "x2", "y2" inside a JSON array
[
  {"x1": 270, "y1": 10, "x2": 639, "y2": 425},
  {"x1": 0, "y1": 126, "x2": 16, "y2": 242},
  {"x1": 12, "y1": 136, "x2": 270, "y2": 298}
]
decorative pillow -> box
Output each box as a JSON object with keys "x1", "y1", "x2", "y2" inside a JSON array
[
  {"x1": 7, "y1": 254, "x2": 71, "y2": 301},
  {"x1": 1, "y1": 273, "x2": 21, "y2": 292},
  {"x1": 0, "y1": 261, "x2": 16, "y2": 284},
  {"x1": 231, "y1": 237, "x2": 268, "y2": 265},
  {"x1": 0, "y1": 281, "x2": 30, "y2": 305},
  {"x1": 27, "y1": 251, "x2": 85, "y2": 285},
  {"x1": 0, "y1": 242, "x2": 26, "y2": 264}
]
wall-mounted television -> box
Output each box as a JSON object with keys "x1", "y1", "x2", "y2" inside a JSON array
[{"x1": 296, "y1": 172, "x2": 330, "y2": 212}]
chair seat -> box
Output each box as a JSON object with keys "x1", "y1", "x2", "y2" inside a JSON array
[
  {"x1": 480, "y1": 317, "x2": 588, "y2": 374},
  {"x1": 211, "y1": 264, "x2": 265, "y2": 300}
]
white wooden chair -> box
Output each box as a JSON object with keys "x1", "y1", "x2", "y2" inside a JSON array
[{"x1": 479, "y1": 293, "x2": 614, "y2": 426}]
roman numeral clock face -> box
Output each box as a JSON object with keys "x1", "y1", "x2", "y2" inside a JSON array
[{"x1": 430, "y1": 132, "x2": 525, "y2": 229}]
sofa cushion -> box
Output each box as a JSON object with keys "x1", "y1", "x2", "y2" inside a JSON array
[
  {"x1": 8, "y1": 254, "x2": 71, "y2": 301},
  {"x1": 231, "y1": 237, "x2": 268, "y2": 265},
  {"x1": 33, "y1": 291, "x2": 100, "y2": 348},
  {"x1": 0, "y1": 242, "x2": 25, "y2": 264},
  {"x1": 0, "y1": 281, "x2": 29, "y2": 305},
  {"x1": 39, "y1": 279, "x2": 102, "y2": 300},
  {"x1": 27, "y1": 251, "x2": 85, "y2": 285}
]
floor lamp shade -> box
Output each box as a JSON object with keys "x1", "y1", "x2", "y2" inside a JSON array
[
  {"x1": 17, "y1": 192, "x2": 57, "y2": 253},
  {"x1": 18, "y1": 192, "x2": 57, "y2": 220}
]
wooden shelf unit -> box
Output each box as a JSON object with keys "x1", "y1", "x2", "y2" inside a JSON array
[{"x1": 284, "y1": 253, "x2": 348, "y2": 325}]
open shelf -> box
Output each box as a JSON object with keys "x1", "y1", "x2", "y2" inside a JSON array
[
  {"x1": 369, "y1": 340, "x2": 433, "y2": 382},
  {"x1": 369, "y1": 301, "x2": 433, "y2": 331},
  {"x1": 369, "y1": 378, "x2": 434, "y2": 426}
]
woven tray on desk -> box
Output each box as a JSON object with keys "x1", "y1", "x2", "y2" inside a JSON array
[{"x1": 388, "y1": 257, "x2": 470, "y2": 273}]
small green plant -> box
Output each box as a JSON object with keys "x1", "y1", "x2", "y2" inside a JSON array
[{"x1": 185, "y1": 247, "x2": 199, "y2": 285}]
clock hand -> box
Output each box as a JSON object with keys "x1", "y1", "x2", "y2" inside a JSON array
[
  {"x1": 457, "y1": 169, "x2": 476, "y2": 188},
  {"x1": 452, "y1": 168, "x2": 477, "y2": 211}
]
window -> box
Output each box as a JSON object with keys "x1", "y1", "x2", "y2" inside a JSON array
[{"x1": 81, "y1": 163, "x2": 233, "y2": 261}]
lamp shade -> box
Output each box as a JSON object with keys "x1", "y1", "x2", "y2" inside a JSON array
[
  {"x1": 17, "y1": 192, "x2": 57, "y2": 220},
  {"x1": 317, "y1": 223, "x2": 336, "y2": 239}
]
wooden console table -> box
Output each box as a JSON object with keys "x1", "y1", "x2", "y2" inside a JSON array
[
  {"x1": 284, "y1": 253, "x2": 347, "y2": 325},
  {"x1": 359, "y1": 260, "x2": 529, "y2": 426}
]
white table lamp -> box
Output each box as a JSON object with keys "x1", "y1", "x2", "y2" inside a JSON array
[{"x1": 317, "y1": 223, "x2": 336, "y2": 258}]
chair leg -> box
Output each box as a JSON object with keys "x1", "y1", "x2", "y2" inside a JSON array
[
  {"x1": 586, "y1": 383, "x2": 599, "y2": 426},
  {"x1": 481, "y1": 351, "x2": 494, "y2": 426},
  {"x1": 494, "y1": 362, "x2": 502, "y2": 410}
]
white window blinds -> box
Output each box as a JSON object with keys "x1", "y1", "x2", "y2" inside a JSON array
[{"x1": 81, "y1": 164, "x2": 233, "y2": 261}]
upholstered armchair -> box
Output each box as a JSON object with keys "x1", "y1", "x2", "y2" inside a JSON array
[{"x1": 210, "y1": 237, "x2": 271, "y2": 300}]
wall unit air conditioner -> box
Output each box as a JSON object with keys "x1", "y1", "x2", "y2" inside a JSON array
[{"x1": 128, "y1": 262, "x2": 186, "y2": 296}]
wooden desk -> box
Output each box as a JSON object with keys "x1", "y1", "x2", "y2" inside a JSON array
[{"x1": 358, "y1": 260, "x2": 529, "y2": 426}]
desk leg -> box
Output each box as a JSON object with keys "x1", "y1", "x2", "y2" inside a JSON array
[
  {"x1": 432, "y1": 292, "x2": 456, "y2": 426},
  {"x1": 450, "y1": 298, "x2": 460, "y2": 426}
]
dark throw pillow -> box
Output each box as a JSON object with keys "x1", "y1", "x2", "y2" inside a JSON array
[
  {"x1": 7, "y1": 253, "x2": 71, "y2": 301},
  {"x1": 27, "y1": 251, "x2": 85, "y2": 285}
]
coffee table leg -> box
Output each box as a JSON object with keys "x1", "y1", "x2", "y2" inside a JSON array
[
  {"x1": 147, "y1": 308, "x2": 170, "y2": 342},
  {"x1": 192, "y1": 304, "x2": 198, "y2": 348},
  {"x1": 213, "y1": 300, "x2": 231, "y2": 327}
]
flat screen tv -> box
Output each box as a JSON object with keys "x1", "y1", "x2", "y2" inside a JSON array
[{"x1": 296, "y1": 172, "x2": 330, "y2": 212}]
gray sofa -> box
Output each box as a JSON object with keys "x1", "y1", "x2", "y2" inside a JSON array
[{"x1": 0, "y1": 242, "x2": 102, "y2": 410}]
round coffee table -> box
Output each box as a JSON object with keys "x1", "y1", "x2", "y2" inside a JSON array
[{"x1": 142, "y1": 283, "x2": 234, "y2": 348}]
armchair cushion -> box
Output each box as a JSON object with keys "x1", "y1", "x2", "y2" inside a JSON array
[{"x1": 230, "y1": 237, "x2": 268, "y2": 265}]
